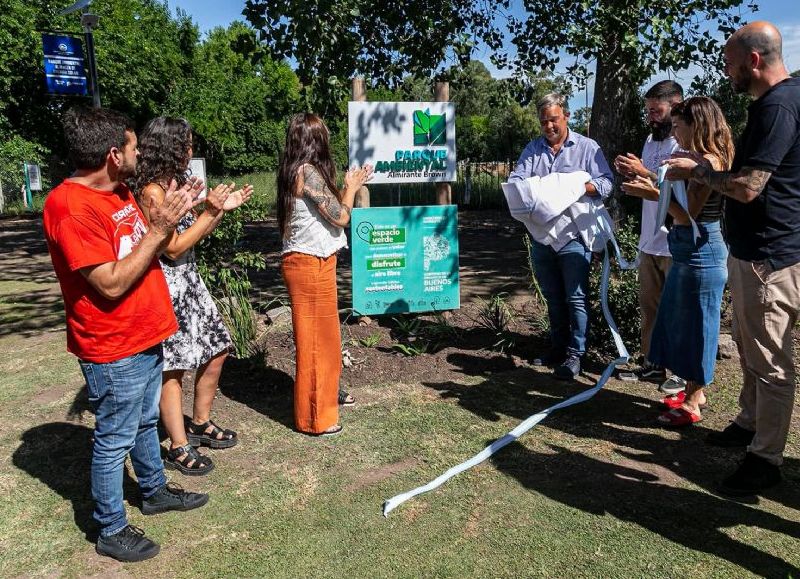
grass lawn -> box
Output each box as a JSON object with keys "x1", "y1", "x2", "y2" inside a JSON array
[{"x1": 0, "y1": 215, "x2": 798, "y2": 578}]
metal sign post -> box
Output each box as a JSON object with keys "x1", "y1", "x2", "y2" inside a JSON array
[{"x1": 58, "y1": 0, "x2": 100, "y2": 107}]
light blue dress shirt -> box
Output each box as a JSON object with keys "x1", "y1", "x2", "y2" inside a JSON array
[{"x1": 509, "y1": 130, "x2": 613, "y2": 250}]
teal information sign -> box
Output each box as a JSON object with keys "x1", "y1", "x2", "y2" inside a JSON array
[{"x1": 351, "y1": 205, "x2": 459, "y2": 316}]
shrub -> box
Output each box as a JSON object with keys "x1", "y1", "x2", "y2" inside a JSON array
[{"x1": 588, "y1": 218, "x2": 641, "y2": 356}]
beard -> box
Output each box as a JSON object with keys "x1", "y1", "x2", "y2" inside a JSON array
[
  {"x1": 650, "y1": 120, "x2": 672, "y2": 141},
  {"x1": 117, "y1": 160, "x2": 137, "y2": 181},
  {"x1": 731, "y1": 65, "x2": 753, "y2": 94}
]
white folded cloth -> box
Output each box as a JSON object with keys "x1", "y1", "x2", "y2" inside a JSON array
[{"x1": 502, "y1": 171, "x2": 612, "y2": 251}]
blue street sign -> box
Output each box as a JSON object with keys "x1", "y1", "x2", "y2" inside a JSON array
[{"x1": 42, "y1": 33, "x2": 89, "y2": 95}]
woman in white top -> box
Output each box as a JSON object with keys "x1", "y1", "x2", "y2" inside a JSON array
[{"x1": 277, "y1": 113, "x2": 372, "y2": 436}]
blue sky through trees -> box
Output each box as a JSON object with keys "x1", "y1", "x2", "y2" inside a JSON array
[{"x1": 167, "y1": 0, "x2": 800, "y2": 110}]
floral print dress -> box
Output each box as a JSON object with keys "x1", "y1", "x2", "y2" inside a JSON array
[{"x1": 160, "y1": 212, "x2": 232, "y2": 371}]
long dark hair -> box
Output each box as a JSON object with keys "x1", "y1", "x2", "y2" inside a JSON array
[
  {"x1": 276, "y1": 113, "x2": 339, "y2": 238},
  {"x1": 133, "y1": 117, "x2": 192, "y2": 197}
]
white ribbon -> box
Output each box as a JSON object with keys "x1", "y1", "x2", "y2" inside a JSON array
[
  {"x1": 655, "y1": 165, "x2": 700, "y2": 242},
  {"x1": 382, "y1": 216, "x2": 636, "y2": 517}
]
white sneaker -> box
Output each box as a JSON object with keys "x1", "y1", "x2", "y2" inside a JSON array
[{"x1": 659, "y1": 375, "x2": 687, "y2": 395}]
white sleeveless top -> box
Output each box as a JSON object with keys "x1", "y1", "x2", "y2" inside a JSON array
[{"x1": 282, "y1": 196, "x2": 347, "y2": 258}]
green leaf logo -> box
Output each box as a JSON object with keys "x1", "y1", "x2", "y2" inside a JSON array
[{"x1": 413, "y1": 109, "x2": 446, "y2": 146}]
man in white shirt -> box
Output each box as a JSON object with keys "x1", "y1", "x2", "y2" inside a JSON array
[{"x1": 615, "y1": 81, "x2": 686, "y2": 393}]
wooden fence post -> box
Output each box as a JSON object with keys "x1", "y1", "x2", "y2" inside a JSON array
[
  {"x1": 434, "y1": 81, "x2": 452, "y2": 205},
  {"x1": 351, "y1": 78, "x2": 370, "y2": 208}
]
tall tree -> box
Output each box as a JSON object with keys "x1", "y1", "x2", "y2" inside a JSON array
[
  {"x1": 508, "y1": 0, "x2": 756, "y2": 160},
  {"x1": 164, "y1": 22, "x2": 301, "y2": 174},
  {"x1": 243, "y1": 0, "x2": 505, "y2": 115}
]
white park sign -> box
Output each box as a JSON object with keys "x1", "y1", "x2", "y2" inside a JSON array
[{"x1": 348, "y1": 101, "x2": 456, "y2": 184}]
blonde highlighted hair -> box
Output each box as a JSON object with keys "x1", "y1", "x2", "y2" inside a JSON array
[{"x1": 670, "y1": 97, "x2": 735, "y2": 170}]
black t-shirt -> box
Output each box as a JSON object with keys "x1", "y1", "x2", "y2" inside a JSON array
[{"x1": 725, "y1": 77, "x2": 800, "y2": 269}]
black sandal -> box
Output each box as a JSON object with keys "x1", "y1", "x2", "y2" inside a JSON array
[
  {"x1": 164, "y1": 444, "x2": 214, "y2": 476},
  {"x1": 187, "y1": 419, "x2": 238, "y2": 449},
  {"x1": 338, "y1": 389, "x2": 356, "y2": 407}
]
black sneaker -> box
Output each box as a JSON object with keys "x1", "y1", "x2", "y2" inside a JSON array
[
  {"x1": 639, "y1": 363, "x2": 667, "y2": 383},
  {"x1": 532, "y1": 349, "x2": 566, "y2": 367},
  {"x1": 141, "y1": 482, "x2": 209, "y2": 515},
  {"x1": 719, "y1": 452, "x2": 782, "y2": 497},
  {"x1": 96, "y1": 525, "x2": 160, "y2": 562},
  {"x1": 554, "y1": 355, "x2": 581, "y2": 381},
  {"x1": 706, "y1": 422, "x2": 756, "y2": 448}
]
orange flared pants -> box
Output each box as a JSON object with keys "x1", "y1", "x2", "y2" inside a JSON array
[{"x1": 281, "y1": 252, "x2": 341, "y2": 434}]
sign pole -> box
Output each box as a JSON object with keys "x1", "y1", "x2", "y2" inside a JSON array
[
  {"x1": 435, "y1": 81, "x2": 452, "y2": 205},
  {"x1": 81, "y1": 9, "x2": 101, "y2": 108},
  {"x1": 23, "y1": 163, "x2": 32, "y2": 209},
  {"x1": 351, "y1": 78, "x2": 370, "y2": 208}
]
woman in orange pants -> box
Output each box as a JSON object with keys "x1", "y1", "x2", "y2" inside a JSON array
[{"x1": 277, "y1": 113, "x2": 373, "y2": 435}]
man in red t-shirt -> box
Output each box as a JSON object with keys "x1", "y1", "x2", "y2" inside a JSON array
[{"x1": 43, "y1": 107, "x2": 208, "y2": 562}]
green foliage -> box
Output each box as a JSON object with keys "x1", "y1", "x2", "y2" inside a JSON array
[
  {"x1": 392, "y1": 315, "x2": 423, "y2": 340},
  {"x1": 0, "y1": 135, "x2": 49, "y2": 200},
  {"x1": 389, "y1": 313, "x2": 459, "y2": 355},
  {"x1": 243, "y1": 1, "x2": 505, "y2": 115},
  {"x1": 357, "y1": 332, "x2": 382, "y2": 348},
  {"x1": 523, "y1": 234, "x2": 550, "y2": 334},
  {"x1": 91, "y1": 0, "x2": 197, "y2": 127},
  {"x1": 392, "y1": 341, "x2": 428, "y2": 357},
  {"x1": 474, "y1": 293, "x2": 516, "y2": 353},
  {"x1": 589, "y1": 218, "x2": 642, "y2": 355},
  {"x1": 569, "y1": 107, "x2": 592, "y2": 136},
  {"x1": 694, "y1": 72, "x2": 751, "y2": 141},
  {"x1": 0, "y1": 4, "x2": 299, "y2": 179},
  {"x1": 0, "y1": 0, "x2": 197, "y2": 151},
  {"x1": 165, "y1": 22, "x2": 301, "y2": 175},
  {"x1": 212, "y1": 269, "x2": 261, "y2": 358},
  {"x1": 209, "y1": 171, "x2": 278, "y2": 220}
]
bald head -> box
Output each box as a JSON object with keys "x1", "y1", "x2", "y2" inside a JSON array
[{"x1": 728, "y1": 21, "x2": 783, "y2": 66}]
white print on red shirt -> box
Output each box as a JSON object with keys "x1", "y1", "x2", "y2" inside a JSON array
[{"x1": 113, "y1": 204, "x2": 148, "y2": 259}]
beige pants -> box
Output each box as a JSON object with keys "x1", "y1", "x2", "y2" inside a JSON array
[
  {"x1": 729, "y1": 256, "x2": 800, "y2": 465},
  {"x1": 639, "y1": 252, "x2": 672, "y2": 359}
]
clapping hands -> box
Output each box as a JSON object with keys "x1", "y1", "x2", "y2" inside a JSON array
[
  {"x1": 204, "y1": 182, "x2": 235, "y2": 216},
  {"x1": 345, "y1": 165, "x2": 374, "y2": 191},
  {"x1": 621, "y1": 175, "x2": 660, "y2": 201},
  {"x1": 223, "y1": 184, "x2": 253, "y2": 211},
  {"x1": 149, "y1": 177, "x2": 206, "y2": 236}
]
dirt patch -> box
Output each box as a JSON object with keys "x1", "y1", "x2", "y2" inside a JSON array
[{"x1": 346, "y1": 457, "x2": 421, "y2": 492}]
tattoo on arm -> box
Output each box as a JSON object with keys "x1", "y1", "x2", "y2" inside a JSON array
[
  {"x1": 301, "y1": 165, "x2": 350, "y2": 223},
  {"x1": 691, "y1": 164, "x2": 772, "y2": 203}
]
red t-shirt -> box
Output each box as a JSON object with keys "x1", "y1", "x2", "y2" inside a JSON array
[{"x1": 43, "y1": 180, "x2": 178, "y2": 363}]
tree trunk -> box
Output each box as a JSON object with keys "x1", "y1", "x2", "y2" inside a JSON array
[
  {"x1": 590, "y1": 48, "x2": 640, "y2": 222},
  {"x1": 590, "y1": 52, "x2": 635, "y2": 167}
]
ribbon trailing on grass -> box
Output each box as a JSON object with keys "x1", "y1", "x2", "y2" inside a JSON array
[{"x1": 382, "y1": 213, "x2": 637, "y2": 517}]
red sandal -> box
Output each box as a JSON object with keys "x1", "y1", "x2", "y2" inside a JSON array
[
  {"x1": 661, "y1": 392, "x2": 708, "y2": 410},
  {"x1": 657, "y1": 407, "x2": 702, "y2": 427}
]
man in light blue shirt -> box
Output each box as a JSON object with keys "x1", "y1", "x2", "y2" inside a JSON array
[{"x1": 510, "y1": 93, "x2": 613, "y2": 380}]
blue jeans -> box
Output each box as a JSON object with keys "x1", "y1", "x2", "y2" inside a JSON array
[
  {"x1": 530, "y1": 238, "x2": 592, "y2": 357},
  {"x1": 79, "y1": 345, "x2": 167, "y2": 537}
]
